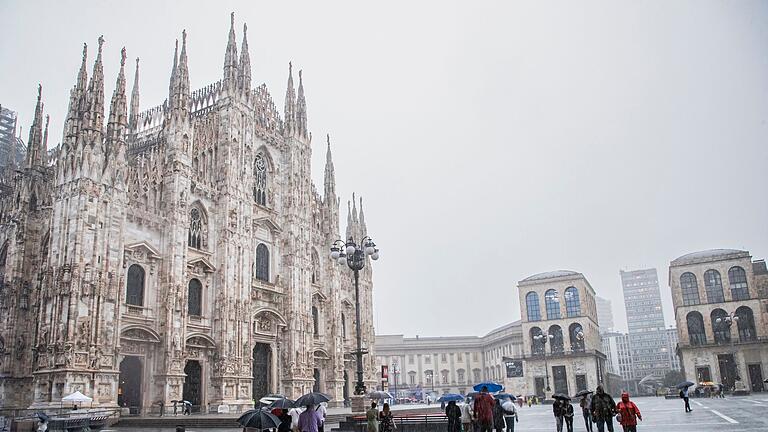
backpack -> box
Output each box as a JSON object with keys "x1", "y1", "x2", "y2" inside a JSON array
[{"x1": 679, "y1": 390, "x2": 684, "y2": 398}]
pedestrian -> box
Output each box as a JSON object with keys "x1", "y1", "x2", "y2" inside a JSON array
[
  {"x1": 501, "y1": 398, "x2": 518, "y2": 432},
  {"x1": 379, "y1": 403, "x2": 396, "y2": 432},
  {"x1": 442, "y1": 400, "x2": 447, "y2": 411},
  {"x1": 517, "y1": 397, "x2": 523, "y2": 409},
  {"x1": 173, "y1": 400, "x2": 178, "y2": 416},
  {"x1": 317, "y1": 402, "x2": 327, "y2": 432},
  {"x1": 527, "y1": 397, "x2": 532, "y2": 408},
  {"x1": 289, "y1": 406, "x2": 304, "y2": 432},
  {"x1": 446, "y1": 401, "x2": 461, "y2": 432},
  {"x1": 298, "y1": 405, "x2": 322, "y2": 432},
  {"x1": 492, "y1": 399, "x2": 506, "y2": 432},
  {"x1": 278, "y1": 409, "x2": 293, "y2": 432},
  {"x1": 615, "y1": 392, "x2": 642, "y2": 432},
  {"x1": 159, "y1": 400, "x2": 165, "y2": 417},
  {"x1": 579, "y1": 394, "x2": 593, "y2": 432},
  {"x1": 366, "y1": 402, "x2": 379, "y2": 432},
  {"x1": 553, "y1": 399, "x2": 565, "y2": 432},
  {"x1": 718, "y1": 383, "x2": 725, "y2": 398},
  {"x1": 562, "y1": 399, "x2": 574, "y2": 432},
  {"x1": 679, "y1": 386, "x2": 691, "y2": 413},
  {"x1": 461, "y1": 398, "x2": 474, "y2": 432},
  {"x1": 473, "y1": 386, "x2": 496, "y2": 432},
  {"x1": 590, "y1": 385, "x2": 616, "y2": 432},
  {"x1": 36, "y1": 419, "x2": 47, "y2": 432}
]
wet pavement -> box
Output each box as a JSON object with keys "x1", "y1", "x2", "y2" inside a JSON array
[{"x1": 103, "y1": 395, "x2": 768, "y2": 431}]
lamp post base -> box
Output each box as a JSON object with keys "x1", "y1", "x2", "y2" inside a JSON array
[{"x1": 350, "y1": 394, "x2": 368, "y2": 414}]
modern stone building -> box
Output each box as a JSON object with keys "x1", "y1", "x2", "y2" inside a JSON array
[
  {"x1": 0, "y1": 15, "x2": 377, "y2": 412},
  {"x1": 670, "y1": 249, "x2": 768, "y2": 393},
  {"x1": 517, "y1": 271, "x2": 605, "y2": 397},
  {"x1": 595, "y1": 296, "x2": 615, "y2": 334},
  {"x1": 601, "y1": 331, "x2": 633, "y2": 384},
  {"x1": 620, "y1": 268, "x2": 678, "y2": 393}
]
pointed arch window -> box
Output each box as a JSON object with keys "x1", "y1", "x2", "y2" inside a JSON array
[
  {"x1": 728, "y1": 266, "x2": 749, "y2": 300},
  {"x1": 188, "y1": 278, "x2": 202, "y2": 316},
  {"x1": 545, "y1": 289, "x2": 561, "y2": 320},
  {"x1": 29, "y1": 193, "x2": 37, "y2": 211},
  {"x1": 188, "y1": 207, "x2": 205, "y2": 249},
  {"x1": 680, "y1": 272, "x2": 700, "y2": 306},
  {"x1": 686, "y1": 311, "x2": 706, "y2": 346},
  {"x1": 126, "y1": 264, "x2": 145, "y2": 306},
  {"x1": 255, "y1": 243, "x2": 269, "y2": 282},
  {"x1": 254, "y1": 153, "x2": 267, "y2": 206},
  {"x1": 341, "y1": 313, "x2": 347, "y2": 340},
  {"x1": 564, "y1": 287, "x2": 580, "y2": 317},
  {"x1": 526, "y1": 292, "x2": 541, "y2": 321},
  {"x1": 704, "y1": 270, "x2": 724, "y2": 303},
  {"x1": 311, "y1": 306, "x2": 319, "y2": 335},
  {"x1": 311, "y1": 250, "x2": 320, "y2": 284}
]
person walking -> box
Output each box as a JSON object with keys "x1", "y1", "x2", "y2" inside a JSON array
[
  {"x1": 289, "y1": 406, "x2": 304, "y2": 432},
  {"x1": 579, "y1": 394, "x2": 593, "y2": 432},
  {"x1": 366, "y1": 402, "x2": 380, "y2": 432},
  {"x1": 492, "y1": 399, "x2": 506, "y2": 432},
  {"x1": 317, "y1": 402, "x2": 327, "y2": 432},
  {"x1": 680, "y1": 387, "x2": 691, "y2": 412},
  {"x1": 461, "y1": 399, "x2": 474, "y2": 432},
  {"x1": 615, "y1": 393, "x2": 642, "y2": 432},
  {"x1": 590, "y1": 386, "x2": 616, "y2": 432},
  {"x1": 553, "y1": 399, "x2": 565, "y2": 432},
  {"x1": 173, "y1": 400, "x2": 178, "y2": 416},
  {"x1": 473, "y1": 386, "x2": 496, "y2": 432},
  {"x1": 501, "y1": 398, "x2": 518, "y2": 432},
  {"x1": 379, "y1": 403, "x2": 396, "y2": 432},
  {"x1": 446, "y1": 401, "x2": 462, "y2": 432},
  {"x1": 298, "y1": 405, "x2": 322, "y2": 432},
  {"x1": 562, "y1": 399, "x2": 574, "y2": 432},
  {"x1": 278, "y1": 409, "x2": 293, "y2": 432}
]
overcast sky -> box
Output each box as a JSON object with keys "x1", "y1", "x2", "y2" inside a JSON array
[{"x1": 1, "y1": 1, "x2": 766, "y2": 337}]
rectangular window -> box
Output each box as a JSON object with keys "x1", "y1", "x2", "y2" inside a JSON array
[
  {"x1": 441, "y1": 353, "x2": 447, "y2": 362},
  {"x1": 473, "y1": 352, "x2": 479, "y2": 362},
  {"x1": 441, "y1": 371, "x2": 448, "y2": 384},
  {"x1": 457, "y1": 353, "x2": 463, "y2": 362},
  {"x1": 409, "y1": 355, "x2": 415, "y2": 364},
  {"x1": 425, "y1": 355, "x2": 431, "y2": 364}
]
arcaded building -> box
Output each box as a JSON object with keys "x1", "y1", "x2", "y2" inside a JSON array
[
  {"x1": 0, "y1": 15, "x2": 377, "y2": 412},
  {"x1": 670, "y1": 249, "x2": 768, "y2": 393}
]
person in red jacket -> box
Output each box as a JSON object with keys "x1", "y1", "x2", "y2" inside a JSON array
[
  {"x1": 615, "y1": 392, "x2": 642, "y2": 432},
  {"x1": 473, "y1": 386, "x2": 496, "y2": 432}
]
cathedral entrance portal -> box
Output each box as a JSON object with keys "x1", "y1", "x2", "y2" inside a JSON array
[
  {"x1": 118, "y1": 356, "x2": 142, "y2": 413},
  {"x1": 252, "y1": 343, "x2": 271, "y2": 401},
  {"x1": 183, "y1": 360, "x2": 202, "y2": 410},
  {"x1": 313, "y1": 368, "x2": 321, "y2": 392}
]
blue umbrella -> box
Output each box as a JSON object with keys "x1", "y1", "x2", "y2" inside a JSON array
[
  {"x1": 676, "y1": 381, "x2": 695, "y2": 389},
  {"x1": 494, "y1": 393, "x2": 516, "y2": 401},
  {"x1": 438, "y1": 393, "x2": 465, "y2": 402},
  {"x1": 473, "y1": 382, "x2": 503, "y2": 393}
]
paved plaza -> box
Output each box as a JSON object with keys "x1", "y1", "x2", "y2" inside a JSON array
[{"x1": 102, "y1": 395, "x2": 768, "y2": 432}]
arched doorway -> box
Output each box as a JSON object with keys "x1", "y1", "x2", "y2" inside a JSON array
[
  {"x1": 183, "y1": 360, "x2": 202, "y2": 409},
  {"x1": 313, "y1": 368, "x2": 321, "y2": 392},
  {"x1": 252, "y1": 343, "x2": 271, "y2": 400},
  {"x1": 118, "y1": 356, "x2": 142, "y2": 413}
]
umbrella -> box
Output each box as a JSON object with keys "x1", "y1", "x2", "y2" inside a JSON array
[
  {"x1": 698, "y1": 381, "x2": 715, "y2": 387},
  {"x1": 473, "y1": 382, "x2": 503, "y2": 393},
  {"x1": 62, "y1": 391, "x2": 93, "y2": 403},
  {"x1": 574, "y1": 390, "x2": 593, "y2": 397},
  {"x1": 369, "y1": 391, "x2": 393, "y2": 400},
  {"x1": 552, "y1": 393, "x2": 571, "y2": 401},
  {"x1": 501, "y1": 400, "x2": 516, "y2": 412},
  {"x1": 34, "y1": 412, "x2": 50, "y2": 422},
  {"x1": 237, "y1": 409, "x2": 282, "y2": 430},
  {"x1": 675, "y1": 381, "x2": 695, "y2": 389},
  {"x1": 764, "y1": 378, "x2": 768, "y2": 383},
  {"x1": 268, "y1": 397, "x2": 296, "y2": 409},
  {"x1": 437, "y1": 393, "x2": 465, "y2": 402},
  {"x1": 295, "y1": 392, "x2": 332, "y2": 407},
  {"x1": 170, "y1": 400, "x2": 182, "y2": 403},
  {"x1": 494, "y1": 393, "x2": 517, "y2": 401}
]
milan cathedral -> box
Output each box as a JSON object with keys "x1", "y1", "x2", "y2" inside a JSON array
[{"x1": 0, "y1": 13, "x2": 377, "y2": 412}]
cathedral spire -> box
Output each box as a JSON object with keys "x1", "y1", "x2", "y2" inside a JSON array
[
  {"x1": 296, "y1": 70, "x2": 307, "y2": 138},
  {"x1": 106, "y1": 47, "x2": 128, "y2": 157},
  {"x1": 129, "y1": 57, "x2": 140, "y2": 132},
  {"x1": 238, "y1": 23, "x2": 251, "y2": 94},
  {"x1": 323, "y1": 134, "x2": 336, "y2": 201},
  {"x1": 359, "y1": 195, "x2": 367, "y2": 236},
  {"x1": 284, "y1": 62, "x2": 296, "y2": 135},
  {"x1": 177, "y1": 30, "x2": 190, "y2": 108},
  {"x1": 85, "y1": 35, "x2": 105, "y2": 134},
  {"x1": 25, "y1": 84, "x2": 45, "y2": 168},
  {"x1": 345, "y1": 199, "x2": 353, "y2": 240},
  {"x1": 223, "y1": 12, "x2": 239, "y2": 89},
  {"x1": 41, "y1": 114, "x2": 49, "y2": 166},
  {"x1": 167, "y1": 38, "x2": 179, "y2": 109},
  {"x1": 65, "y1": 42, "x2": 89, "y2": 136}
]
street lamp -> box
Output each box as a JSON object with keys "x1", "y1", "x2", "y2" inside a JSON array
[
  {"x1": 715, "y1": 312, "x2": 741, "y2": 389},
  {"x1": 533, "y1": 332, "x2": 554, "y2": 392},
  {"x1": 329, "y1": 236, "x2": 380, "y2": 396},
  {"x1": 391, "y1": 361, "x2": 400, "y2": 405}
]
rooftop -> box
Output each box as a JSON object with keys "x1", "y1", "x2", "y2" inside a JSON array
[
  {"x1": 671, "y1": 249, "x2": 749, "y2": 266},
  {"x1": 519, "y1": 270, "x2": 581, "y2": 283}
]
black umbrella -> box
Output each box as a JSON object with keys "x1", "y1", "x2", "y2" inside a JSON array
[
  {"x1": 574, "y1": 390, "x2": 593, "y2": 398},
  {"x1": 676, "y1": 381, "x2": 695, "y2": 389},
  {"x1": 552, "y1": 393, "x2": 571, "y2": 401},
  {"x1": 238, "y1": 409, "x2": 282, "y2": 430},
  {"x1": 295, "y1": 392, "x2": 332, "y2": 407},
  {"x1": 34, "y1": 412, "x2": 50, "y2": 422},
  {"x1": 268, "y1": 397, "x2": 296, "y2": 409},
  {"x1": 369, "y1": 391, "x2": 393, "y2": 400}
]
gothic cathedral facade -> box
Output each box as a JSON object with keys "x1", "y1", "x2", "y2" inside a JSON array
[{"x1": 0, "y1": 14, "x2": 377, "y2": 412}]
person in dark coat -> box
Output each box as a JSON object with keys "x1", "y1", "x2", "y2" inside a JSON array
[
  {"x1": 579, "y1": 394, "x2": 593, "y2": 432},
  {"x1": 562, "y1": 399, "x2": 574, "y2": 432},
  {"x1": 553, "y1": 400, "x2": 565, "y2": 432},
  {"x1": 492, "y1": 399, "x2": 506, "y2": 432},
  {"x1": 445, "y1": 401, "x2": 461, "y2": 432},
  {"x1": 278, "y1": 409, "x2": 293, "y2": 432},
  {"x1": 589, "y1": 386, "x2": 616, "y2": 432}
]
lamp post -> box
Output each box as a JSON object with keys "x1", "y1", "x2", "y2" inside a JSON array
[
  {"x1": 715, "y1": 312, "x2": 741, "y2": 390},
  {"x1": 329, "y1": 236, "x2": 379, "y2": 397},
  {"x1": 533, "y1": 332, "x2": 554, "y2": 392},
  {"x1": 391, "y1": 361, "x2": 399, "y2": 405}
]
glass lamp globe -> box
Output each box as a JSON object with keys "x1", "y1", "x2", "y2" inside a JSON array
[
  {"x1": 345, "y1": 244, "x2": 356, "y2": 255},
  {"x1": 371, "y1": 250, "x2": 380, "y2": 260},
  {"x1": 338, "y1": 256, "x2": 347, "y2": 266},
  {"x1": 330, "y1": 248, "x2": 340, "y2": 260}
]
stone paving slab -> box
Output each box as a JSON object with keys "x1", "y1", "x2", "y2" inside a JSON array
[{"x1": 104, "y1": 396, "x2": 768, "y2": 432}]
